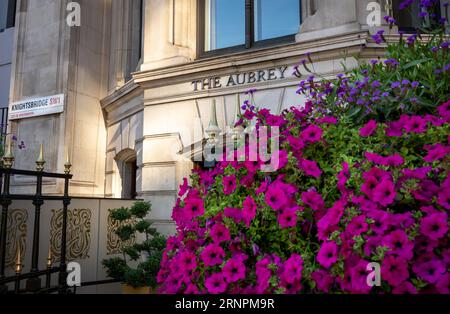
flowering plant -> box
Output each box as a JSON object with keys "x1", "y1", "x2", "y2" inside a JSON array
[
  {"x1": 157, "y1": 99, "x2": 450, "y2": 294},
  {"x1": 295, "y1": 1, "x2": 450, "y2": 125},
  {"x1": 157, "y1": 0, "x2": 450, "y2": 294}
]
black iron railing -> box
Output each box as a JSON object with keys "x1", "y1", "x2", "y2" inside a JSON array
[
  {"x1": 0, "y1": 108, "x2": 8, "y2": 147},
  {"x1": 0, "y1": 145, "x2": 73, "y2": 294}
]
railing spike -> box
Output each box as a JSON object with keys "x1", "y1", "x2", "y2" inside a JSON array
[
  {"x1": 15, "y1": 248, "x2": 22, "y2": 274},
  {"x1": 36, "y1": 144, "x2": 46, "y2": 172}
]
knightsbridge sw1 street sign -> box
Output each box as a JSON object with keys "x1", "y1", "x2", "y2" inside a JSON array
[{"x1": 9, "y1": 94, "x2": 65, "y2": 120}]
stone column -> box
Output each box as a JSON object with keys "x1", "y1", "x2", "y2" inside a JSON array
[
  {"x1": 141, "y1": 0, "x2": 196, "y2": 71},
  {"x1": 8, "y1": 0, "x2": 109, "y2": 197}
]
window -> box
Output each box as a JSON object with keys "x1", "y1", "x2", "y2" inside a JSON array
[
  {"x1": 200, "y1": 0, "x2": 301, "y2": 56},
  {"x1": 125, "y1": 0, "x2": 143, "y2": 81},
  {"x1": 0, "y1": 0, "x2": 16, "y2": 31},
  {"x1": 393, "y1": 0, "x2": 443, "y2": 32}
]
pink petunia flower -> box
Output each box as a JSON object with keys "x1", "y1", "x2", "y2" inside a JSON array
[
  {"x1": 385, "y1": 120, "x2": 403, "y2": 137},
  {"x1": 223, "y1": 175, "x2": 237, "y2": 195},
  {"x1": 437, "y1": 188, "x2": 450, "y2": 210},
  {"x1": 436, "y1": 273, "x2": 450, "y2": 294},
  {"x1": 373, "y1": 179, "x2": 397, "y2": 207},
  {"x1": 415, "y1": 260, "x2": 447, "y2": 284},
  {"x1": 381, "y1": 255, "x2": 410, "y2": 287},
  {"x1": 311, "y1": 270, "x2": 334, "y2": 293},
  {"x1": 178, "y1": 251, "x2": 197, "y2": 274},
  {"x1": 301, "y1": 190, "x2": 325, "y2": 211},
  {"x1": 361, "y1": 176, "x2": 379, "y2": 199},
  {"x1": 349, "y1": 260, "x2": 373, "y2": 293},
  {"x1": 224, "y1": 207, "x2": 243, "y2": 224},
  {"x1": 210, "y1": 223, "x2": 231, "y2": 244},
  {"x1": 392, "y1": 281, "x2": 418, "y2": 294},
  {"x1": 420, "y1": 212, "x2": 449, "y2": 240},
  {"x1": 383, "y1": 230, "x2": 414, "y2": 260},
  {"x1": 346, "y1": 215, "x2": 369, "y2": 237},
  {"x1": 302, "y1": 124, "x2": 323, "y2": 143},
  {"x1": 317, "y1": 241, "x2": 339, "y2": 268},
  {"x1": 368, "y1": 210, "x2": 390, "y2": 235},
  {"x1": 278, "y1": 206, "x2": 300, "y2": 229},
  {"x1": 280, "y1": 254, "x2": 304, "y2": 284},
  {"x1": 242, "y1": 196, "x2": 257, "y2": 227},
  {"x1": 200, "y1": 244, "x2": 225, "y2": 267},
  {"x1": 265, "y1": 183, "x2": 288, "y2": 211},
  {"x1": 223, "y1": 258, "x2": 246, "y2": 283},
  {"x1": 437, "y1": 100, "x2": 450, "y2": 122},
  {"x1": 423, "y1": 143, "x2": 450, "y2": 163},
  {"x1": 205, "y1": 273, "x2": 228, "y2": 294},
  {"x1": 404, "y1": 115, "x2": 427, "y2": 133},
  {"x1": 299, "y1": 159, "x2": 322, "y2": 178},
  {"x1": 183, "y1": 197, "x2": 205, "y2": 220},
  {"x1": 360, "y1": 120, "x2": 377, "y2": 137}
]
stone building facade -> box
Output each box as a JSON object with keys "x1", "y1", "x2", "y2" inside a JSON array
[{"x1": 5, "y1": 0, "x2": 449, "y2": 234}]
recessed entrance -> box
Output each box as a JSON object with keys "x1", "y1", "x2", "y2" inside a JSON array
[{"x1": 115, "y1": 149, "x2": 137, "y2": 199}]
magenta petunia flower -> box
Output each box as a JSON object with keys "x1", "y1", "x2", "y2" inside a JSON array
[
  {"x1": 346, "y1": 215, "x2": 369, "y2": 237},
  {"x1": 302, "y1": 124, "x2": 323, "y2": 143},
  {"x1": 223, "y1": 175, "x2": 237, "y2": 195},
  {"x1": 311, "y1": 270, "x2": 334, "y2": 293},
  {"x1": 200, "y1": 244, "x2": 225, "y2": 267},
  {"x1": 222, "y1": 258, "x2": 246, "y2": 284},
  {"x1": 300, "y1": 159, "x2": 322, "y2": 178},
  {"x1": 437, "y1": 100, "x2": 450, "y2": 122},
  {"x1": 183, "y1": 197, "x2": 205, "y2": 219},
  {"x1": 224, "y1": 207, "x2": 243, "y2": 224},
  {"x1": 363, "y1": 235, "x2": 383, "y2": 256},
  {"x1": 414, "y1": 236, "x2": 439, "y2": 256},
  {"x1": 178, "y1": 251, "x2": 197, "y2": 273},
  {"x1": 436, "y1": 273, "x2": 450, "y2": 294},
  {"x1": 424, "y1": 143, "x2": 450, "y2": 163},
  {"x1": 255, "y1": 256, "x2": 272, "y2": 294},
  {"x1": 402, "y1": 166, "x2": 432, "y2": 180},
  {"x1": 205, "y1": 273, "x2": 228, "y2": 294},
  {"x1": 337, "y1": 162, "x2": 350, "y2": 194},
  {"x1": 184, "y1": 284, "x2": 200, "y2": 294},
  {"x1": 404, "y1": 115, "x2": 427, "y2": 133},
  {"x1": 373, "y1": 179, "x2": 396, "y2": 207},
  {"x1": 437, "y1": 188, "x2": 450, "y2": 210},
  {"x1": 350, "y1": 259, "x2": 373, "y2": 293},
  {"x1": 242, "y1": 196, "x2": 257, "y2": 227},
  {"x1": 365, "y1": 152, "x2": 404, "y2": 167},
  {"x1": 361, "y1": 176, "x2": 379, "y2": 199},
  {"x1": 301, "y1": 190, "x2": 325, "y2": 211},
  {"x1": 362, "y1": 167, "x2": 391, "y2": 182},
  {"x1": 278, "y1": 206, "x2": 300, "y2": 229},
  {"x1": 210, "y1": 223, "x2": 231, "y2": 244},
  {"x1": 413, "y1": 180, "x2": 440, "y2": 202},
  {"x1": 265, "y1": 183, "x2": 288, "y2": 211},
  {"x1": 392, "y1": 281, "x2": 418, "y2": 294},
  {"x1": 317, "y1": 241, "x2": 339, "y2": 268},
  {"x1": 415, "y1": 260, "x2": 446, "y2": 284},
  {"x1": 383, "y1": 230, "x2": 414, "y2": 260},
  {"x1": 385, "y1": 120, "x2": 403, "y2": 137},
  {"x1": 360, "y1": 120, "x2": 377, "y2": 137},
  {"x1": 420, "y1": 212, "x2": 449, "y2": 240},
  {"x1": 178, "y1": 178, "x2": 190, "y2": 197},
  {"x1": 381, "y1": 255, "x2": 409, "y2": 287},
  {"x1": 425, "y1": 114, "x2": 445, "y2": 127},
  {"x1": 280, "y1": 254, "x2": 303, "y2": 284}
]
